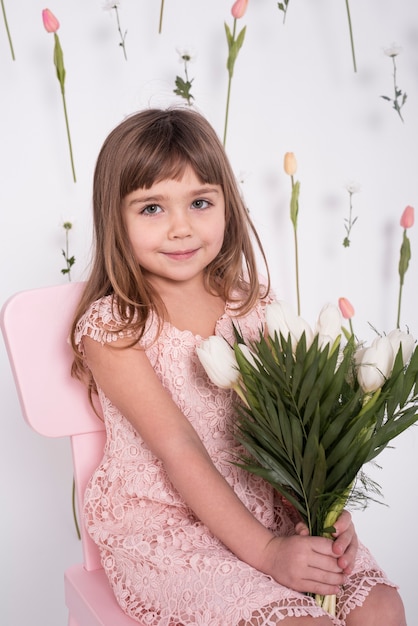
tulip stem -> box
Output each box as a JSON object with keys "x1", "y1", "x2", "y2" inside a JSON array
[
  {"x1": 397, "y1": 228, "x2": 411, "y2": 328},
  {"x1": 72, "y1": 478, "x2": 81, "y2": 539},
  {"x1": 396, "y1": 280, "x2": 404, "y2": 329},
  {"x1": 290, "y1": 174, "x2": 301, "y2": 316},
  {"x1": 223, "y1": 75, "x2": 232, "y2": 147},
  {"x1": 1, "y1": 0, "x2": 15, "y2": 60},
  {"x1": 159, "y1": 0, "x2": 165, "y2": 34},
  {"x1": 223, "y1": 19, "x2": 237, "y2": 147},
  {"x1": 345, "y1": 0, "x2": 357, "y2": 73},
  {"x1": 293, "y1": 222, "x2": 301, "y2": 316},
  {"x1": 59, "y1": 84, "x2": 77, "y2": 183}
]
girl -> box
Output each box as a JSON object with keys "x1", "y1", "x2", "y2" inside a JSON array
[{"x1": 71, "y1": 108, "x2": 406, "y2": 626}]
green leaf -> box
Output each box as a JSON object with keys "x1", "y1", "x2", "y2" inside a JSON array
[
  {"x1": 302, "y1": 406, "x2": 321, "y2": 489},
  {"x1": 235, "y1": 26, "x2": 246, "y2": 52},
  {"x1": 398, "y1": 231, "x2": 411, "y2": 283},
  {"x1": 224, "y1": 22, "x2": 233, "y2": 48},
  {"x1": 53, "y1": 33, "x2": 66, "y2": 88},
  {"x1": 290, "y1": 181, "x2": 300, "y2": 228}
]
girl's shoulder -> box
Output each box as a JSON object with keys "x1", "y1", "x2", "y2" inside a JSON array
[{"x1": 74, "y1": 294, "x2": 158, "y2": 351}]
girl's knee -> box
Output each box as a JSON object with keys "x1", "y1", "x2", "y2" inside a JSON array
[{"x1": 347, "y1": 584, "x2": 406, "y2": 626}]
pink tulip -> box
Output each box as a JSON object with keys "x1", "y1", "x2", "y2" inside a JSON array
[
  {"x1": 42, "y1": 8, "x2": 60, "y2": 33},
  {"x1": 338, "y1": 297, "x2": 355, "y2": 320},
  {"x1": 231, "y1": 0, "x2": 248, "y2": 19},
  {"x1": 400, "y1": 205, "x2": 414, "y2": 229}
]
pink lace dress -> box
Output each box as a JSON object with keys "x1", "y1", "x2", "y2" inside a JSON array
[{"x1": 75, "y1": 293, "x2": 394, "y2": 626}]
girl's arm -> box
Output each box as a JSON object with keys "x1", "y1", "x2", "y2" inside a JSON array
[{"x1": 84, "y1": 336, "x2": 348, "y2": 596}]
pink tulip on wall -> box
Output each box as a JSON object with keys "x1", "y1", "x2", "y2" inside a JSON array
[
  {"x1": 397, "y1": 205, "x2": 415, "y2": 327},
  {"x1": 42, "y1": 8, "x2": 59, "y2": 32},
  {"x1": 42, "y1": 8, "x2": 76, "y2": 182},
  {"x1": 400, "y1": 205, "x2": 414, "y2": 229},
  {"x1": 223, "y1": 1, "x2": 248, "y2": 146},
  {"x1": 231, "y1": 0, "x2": 248, "y2": 19}
]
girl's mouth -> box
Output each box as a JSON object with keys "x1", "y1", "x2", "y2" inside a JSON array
[{"x1": 163, "y1": 249, "x2": 198, "y2": 261}]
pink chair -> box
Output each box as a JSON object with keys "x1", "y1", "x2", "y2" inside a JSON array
[{"x1": 1, "y1": 283, "x2": 140, "y2": 626}]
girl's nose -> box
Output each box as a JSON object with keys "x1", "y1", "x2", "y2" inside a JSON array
[{"x1": 168, "y1": 209, "x2": 192, "y2": 238}]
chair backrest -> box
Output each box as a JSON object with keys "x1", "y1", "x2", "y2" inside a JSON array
[{"x1": 1, "y1": 282, "x2": 106, "y2": 570}]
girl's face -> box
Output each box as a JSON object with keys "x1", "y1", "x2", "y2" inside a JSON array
[{"x1": 122, "y1": 166, "x2": 226, "y2": 290}]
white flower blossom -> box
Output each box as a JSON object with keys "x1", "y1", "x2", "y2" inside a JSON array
[
  {"x1": 196, "y1": 336, "x2": 239, "y2": 389},
  {"x1": 266, "y1": 301, "x2": 314, "y2": 350},
  {"x1": 356, "y1": 336, "x2": 394, "y2": 394},
  {"x1": 176, "y1": 47, "x2": 197, "y2": 64},
  {"x1": 386, "y1": 329, "x2": 415, "y2": 366},
  {"x1": 315, "y1": 304, "x2": 343, "y2": 351},
  {"x1": 345, "y1": 181, "x2": 361, "y2": 195},
  {"x1": 383, "y1": 43, "x2": 402, "y2": 58},
  {"x1": 102, "y1": 1, "x2": 120, "y2": 11}
]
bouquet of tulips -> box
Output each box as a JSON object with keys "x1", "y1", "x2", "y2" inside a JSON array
[{"x1": 197, "y1": 299, "x2": 418, "y2": 613}]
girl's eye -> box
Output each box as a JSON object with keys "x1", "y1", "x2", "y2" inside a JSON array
[
  {"x1": 141, "y1": 204, "x2": 162, "y2": 215},
  {"x1": 192, "y1": 199, "x2": 210, "y2": 210}
]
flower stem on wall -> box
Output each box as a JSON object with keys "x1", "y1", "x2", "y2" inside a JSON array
[
  {"x1": 345, "y1": 0, "x2": 357, "y2": 72},
  {"x1": 61, "y1": 221, "x2": 80, "y2": 539},
  {"x1": 224, "y1": 2, "x2": 248, "y2": 146},
  {"x1": 1, "y1": 0, "x2": 15, "y2": 60},
  {"x1": 159, "y1": 0, "x2": 165, "y2": 33}
]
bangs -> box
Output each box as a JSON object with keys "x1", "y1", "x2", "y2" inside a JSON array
[{"x1": 119, "y1": 111, "x2": 224, "y2": 196}]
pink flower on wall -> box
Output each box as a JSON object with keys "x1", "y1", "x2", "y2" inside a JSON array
[
  {"x1": 42, "y1": 8, "x2": 76, "y2": 182},
  {"x1": 397, "y1": 205, "x2": 415, "y2": 327},
  {"x1": 223, "y1": 0, "x2": 248, "y2": 146},
  {"x1": 231, "y1": 0, "x2": 248, "y2": 19}
]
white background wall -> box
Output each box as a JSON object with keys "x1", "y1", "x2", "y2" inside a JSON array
[{"x1": 1, "y1": 1, "x2": 417, "y2": 624}]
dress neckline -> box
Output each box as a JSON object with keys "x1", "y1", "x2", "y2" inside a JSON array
[{"x1": 162, "y1": 301, "x2": 234, "y2": 341}]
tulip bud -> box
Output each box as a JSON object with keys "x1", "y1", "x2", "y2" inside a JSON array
[
  {"x1": 400, "y1": 205, "x2": 414, "y2": 229},
  {"x1": 356, "y1": 336, "x2": 394, "y2": 393},
  {"x1": 196, "y1": 336, "x2": 239, "y2": 389},
  {"x1": 266, "y1": 301, "x2": 313, "y2": 350},
  {"x1": 42, "y1": 8, "x2": 60, "y2": 33},
  {"x1": 231, "y1": 0, "x2": 249, "y2": 19},
  {"x1": 315, "y1": 303, "x2": 342, "y2": 350},
  {"x1": 386, "y1": 329, "x2": 415, "y2": 366},
  {"x1": 338, "y1": 297, "x2": 355, "y2": 320},
  {"x1": 284, "y1": 152, "x2": 297, "y2": 176}
]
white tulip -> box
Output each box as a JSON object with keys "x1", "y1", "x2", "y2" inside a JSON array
[
  {"x1": 315, "y1": 303, "x2": 343, "y2": 350},
  {"x1": 356, "y1": 336, "x2": 394, "y2": 393},
  {"x1": 386, "y1": 328, "x2": 415, "y2": 366},
  {"x1": 196, "y1": 336, "x2": 240, "y2": 389},
  {"x1": 265, "y1": 301, "x2": 314, "y2": 349}
]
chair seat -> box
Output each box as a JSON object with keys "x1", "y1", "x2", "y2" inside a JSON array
[{"x1": 65, "y1": 564, "x2": 141, "y2": 626}]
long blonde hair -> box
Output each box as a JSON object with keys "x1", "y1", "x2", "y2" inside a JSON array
[{"x1": 71, "y1": 107, "x2": 270, "y2": 385}]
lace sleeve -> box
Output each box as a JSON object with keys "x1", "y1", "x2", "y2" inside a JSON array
[{"x1": 74, "y1": 295, "x2": 138, "y2": 356}]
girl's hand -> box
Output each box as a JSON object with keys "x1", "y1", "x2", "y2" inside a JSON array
[
  {"x1": 331, "y1": 509, "x2": 358, "y2": 574},
  {"x1": 262, "y1": 534, "x2": 345, "y2": 597},
  {"x1": 295, "y1": 509, "x2": 358, "y2": 575}
]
